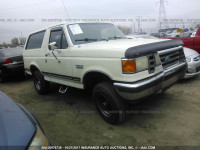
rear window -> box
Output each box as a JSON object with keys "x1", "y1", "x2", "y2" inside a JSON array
[
  {"x1": 0, "y1": 47, "x2": 23, "y2": 57},
  {"x1": 26, "y1": 30, "x2": 45, "y2": 50}
]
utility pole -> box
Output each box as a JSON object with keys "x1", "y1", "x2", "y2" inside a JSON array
[
  {"x1": 158, "y1": 0, "x2": 168, "y2": 30},
  {"x1": 137, "y1": 16, "x2": 142, "y2": 34}
]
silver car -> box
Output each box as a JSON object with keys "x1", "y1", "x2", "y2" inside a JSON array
[{"x1": 184, "y1": 47, "x2": 200, "y2": 78}]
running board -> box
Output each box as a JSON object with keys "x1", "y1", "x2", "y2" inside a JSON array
[{"x1": 59, "y1": 85, "x2": 68, "y2": 94}]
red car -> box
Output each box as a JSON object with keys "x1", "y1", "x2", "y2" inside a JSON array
[{"x1": 167, "y1": 26, "x2": 200, "y2": 53}]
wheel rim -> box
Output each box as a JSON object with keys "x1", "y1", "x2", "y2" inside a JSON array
[
  {"x1": 34, "y1": 75, "x2": 41, "y2": 90},
  {"x1": 96, "y1": 93, "x2": 112, "y2": 118}
]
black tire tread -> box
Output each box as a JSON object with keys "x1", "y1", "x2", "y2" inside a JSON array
[
  {"x1": 93, "y1": 82, "x2": 125, "y2": 124},
  {"x1": 33, "y1": 70, "x2": 50, "y2": 94}
]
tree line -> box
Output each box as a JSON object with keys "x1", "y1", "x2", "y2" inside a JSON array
[{"x1": 0, "y1": 37, "x2": 26, "y2": 48}]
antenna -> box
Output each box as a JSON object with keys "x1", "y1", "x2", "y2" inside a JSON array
[
  {"x1": 61, "y1": 0, "x2": 70, "y2": 19},
  {"x1": 158, "y1": 0, "x2": 168, "y2": 30}
]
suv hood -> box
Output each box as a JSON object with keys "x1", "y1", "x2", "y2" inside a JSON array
[
  {"x1": 71, "y1": 39, "x2": 169, "y2": 58},
  {"x1": 0, "y1": 92, "x2": 35, "y2": 149}
]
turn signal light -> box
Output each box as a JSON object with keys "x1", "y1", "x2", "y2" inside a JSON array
[{"x1": 122, "y1": 59, "x2": 136, "y2": 73}]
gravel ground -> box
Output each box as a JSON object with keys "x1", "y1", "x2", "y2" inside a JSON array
[{"x1": 0, "y1": 76, "x2": 200, "y2": 150}]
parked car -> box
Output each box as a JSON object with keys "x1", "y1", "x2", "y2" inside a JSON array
[
  {"x1": 166, "y1": 29, "x2": 181, "y2": 37},
  {"x1": 0, "y1": 91, "x2": 50, "y2": 149},
  {"x1": 159, "y1": 28, "x2": 179, "y2": 37},
  {"x1": 181, "y1": 28, "x2": 194, "y2": 37},
  {"x1": 184, "y1": 47, "x2": 200, "y2": 78},
  {"x1": 23, "y1": 22, "x2": 186, "y2": 124},
  {"x1": 0, "y1": 47, "x2": 24, "y2": 82},
  {"x1": 166, "y1": 26, "x2": 200, "y2": 53},
  {"x1": 150, "y1": 33, "x2": 161, "y2": 38},
  {"x1": 167, "y1": 28, "x2": 194, "y2": 38}
]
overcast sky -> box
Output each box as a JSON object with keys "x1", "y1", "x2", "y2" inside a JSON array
[{"x1": 0, "y1": 0, "x2": 200, "y2": 43}]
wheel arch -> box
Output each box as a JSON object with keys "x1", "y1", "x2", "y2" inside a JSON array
[
  {"x1": 83, "y1": 71, "x2": 113, "y2": 90},
  {"x1": 30, "y1": 64, "x2": 40, "y2": 74}
]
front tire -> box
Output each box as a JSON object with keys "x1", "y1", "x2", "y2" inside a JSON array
[
  {"x1": 93, "y1": 82, "x2": 125, "y2": 124},
  {"x1": 32, "y1": 70, "x2": 50, "y2": 94}
]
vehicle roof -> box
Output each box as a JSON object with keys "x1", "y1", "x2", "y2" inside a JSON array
[{"x1": 29, "y1": 22, "x2": 112, "y2": 35}]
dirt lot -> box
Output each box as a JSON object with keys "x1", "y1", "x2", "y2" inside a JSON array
[{"x1": 0, "y1": 76, "x2": 200, "y2": 149}]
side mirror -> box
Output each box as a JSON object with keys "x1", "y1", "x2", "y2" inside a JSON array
[{"x1": 48, "y1": 42, "x2": 57, "y2": 50}]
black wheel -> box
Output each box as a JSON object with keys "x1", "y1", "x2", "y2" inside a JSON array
[
  {"x1": 93, "y1": 82, "x2": 125, "y2": 124},
  {"x1": 32, "y1": 70, "x2": 50, "y2": 94},
  {"x1": 0, "y1": 70, "x2": 6, "y2": 83},
  {"x1": 176, "y1": 35, "x2": 180, "y2": 37}
]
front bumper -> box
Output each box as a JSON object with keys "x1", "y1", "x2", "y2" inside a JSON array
[
  {"x1": 184, "y1": 60, "x2": 200, "y2": 79},
  {"x1": 114, "y1": 62, "x2": 187, "y2": 101}
]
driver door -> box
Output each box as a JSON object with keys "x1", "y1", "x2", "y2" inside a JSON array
[{"x1": 44, "y1": 26, "x2": 74, "y2": 87}]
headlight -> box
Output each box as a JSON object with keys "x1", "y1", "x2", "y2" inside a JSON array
[
  {"x1": 28, "y1": 127, "x2": 49, "y2": 150},
  {"x1": 186, "y1": 57, "x2": 192, "y2": 63},
  {"x1": 122, "y1": 56, "x2": 149, "y2": 74},
  {"x1": 193, "y1": 56, "x2": 200, "y2": 61}
]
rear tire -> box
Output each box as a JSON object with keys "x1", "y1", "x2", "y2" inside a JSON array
[
  {"x1": 93, "y1": 82, "x2": 125, "y2": 124},
  {"x1": 32, "y1": 70, "x2": 50, "y2": 94}
]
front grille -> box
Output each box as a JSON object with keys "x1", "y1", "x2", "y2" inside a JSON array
[
  {"x1": 148, "y1": 54, "x2": 156, "y2": 74},
  {"x1": 159, "y1": 47, "x2": 185, "y2": 69}
]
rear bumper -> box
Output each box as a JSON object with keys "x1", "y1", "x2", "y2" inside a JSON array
[
  {"x1": 0, "y1": 62, "x2": 24, "y2": 76},
  {"x1": 114, "y1": 62, "x2": 187, "y2": 101}
]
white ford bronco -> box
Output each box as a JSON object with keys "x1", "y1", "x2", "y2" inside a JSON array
[{"x1": 23, "y1": 23, "x2": 187, "y2": 124}]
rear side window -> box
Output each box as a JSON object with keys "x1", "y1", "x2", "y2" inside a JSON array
[
  {"x1": 49, "y1": 28, "x2": 68, "y2": 49},
  {"x1": 26, "y1": 30, "x2": 45, "y2": 50}
]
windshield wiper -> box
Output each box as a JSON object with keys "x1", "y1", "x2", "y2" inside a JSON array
[
  {"x1": 75, "y1": 38, "x2": 97, "y2": 42},
  {"x1": 108, "y1": 36, "x2": 123, "y2": 40}
]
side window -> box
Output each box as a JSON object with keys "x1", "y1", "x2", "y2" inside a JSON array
[
  {"x1": 49, "y1": 30, "x2": 62, "y2": 49},
  {"x1": 49, "y1": 28, "x2": 68, "y2": 49},
  {"x1": 26, "y1": 30, "x2": 45, "y2": 50}
]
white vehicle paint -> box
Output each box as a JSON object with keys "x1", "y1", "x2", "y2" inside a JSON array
[{"x1": 23, "y1": 23, "x2": 187, "y2": 124}]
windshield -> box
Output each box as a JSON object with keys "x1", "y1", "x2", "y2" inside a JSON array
[{"x1": 67, "y1": 23, "x2": 126, "y2": 45}]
